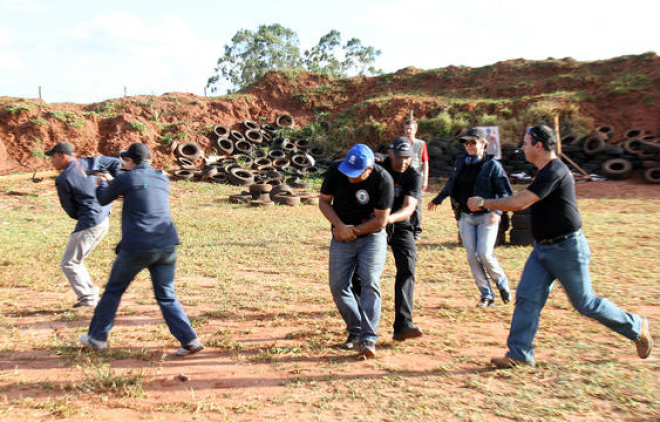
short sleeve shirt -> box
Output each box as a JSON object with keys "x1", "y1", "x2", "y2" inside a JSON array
[
  {"x1": 527, "y1": 158, "x2": 582, "y2": 240},
  {"x1": 320, "y1": 161, "x2": 394, "y2": 226},
  {"x1": 381, "y1": 157, "x2": 422, "y2": 225}
]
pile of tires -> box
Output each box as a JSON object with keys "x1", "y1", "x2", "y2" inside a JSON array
[
  {"x1": 170, "y1": 115, "x2": 331, "y2": 188},
  {"x1": 509, "y1": 209, "x2": 534, "y2": 246},
  {"x1": 228, "y1": 183, "x2": 319, "y2": 207}
]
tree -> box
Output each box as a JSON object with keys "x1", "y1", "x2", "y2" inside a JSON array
[
  {"x1": 207, "y1": 24, "x2": 301, "y2": 93},
  {"x1": 207, "y1": 25, "x2": 382, "y2": 93}
]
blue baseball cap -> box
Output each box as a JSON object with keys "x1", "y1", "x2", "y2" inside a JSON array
[{"x1": 338, "y1": 144, "x2": 375, "y2": 177}]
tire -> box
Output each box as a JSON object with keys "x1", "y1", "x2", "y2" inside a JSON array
[
  {"x1": 309, "y1": 147, "x2": 325, "y2": 159},
  {"x1": 622, "y1": 138, "x2": 642, "y2": 155},
  {"x1": 249, "y1": 183, "x2": 273, "y2": 199},
  {"x1": 233, "y1": 140, "x2": 253, "y2": 155},
  {"x1": 509, "y1": 229, "x2": 534, "y2": 246},
  {"x1": 173, "y1": 169, "x2": 195, "y2": 180},
  {"x1": 176, "y1": 156, "x2": 196, "y2": 170},
  {"x1": 230, "y1": 130, "x2": 245, "y2": 142},
  {"x1": 201, "y1": 166, "x2": 218, "y2": 180},
  {"x1": 294, "y1": 138, "x2": 310, "y2": 150},
  {"x1": 215, "y1": 137, "x2": 233, "y2": 155},
  {"x1": 291, "y1": 153, "x2": 312, "y2": 169},
  {"x1": 245, "y1": 128, "x2": 263, "y2": 144},
  {"x1": 270, "y1": 184, "x2": 294, "y2": 200},
  {"x1": 601, "y1": 158, "x2": 633, "y2": 180},
  {"x1": 274, "y1": 194, "x2": 300, "y2": 206},
  {"x1": 243, "y1": 119, "x2": 260, "y2": 131},
  {"x1": 272, "y1": 157, "x2": 291, "y2": 170},
  {"x1": 561, "y1": 133, "x2": 580, "y2": 145},
  {"x1": 643, "y1": 167, "x2": 660, "y2": 184},
  {"x1": 268, "y1": 149, "x2": 286, "y2": 159},
  {"x1": 250, "y1": 199, "x2": 275, "y2": 207},
  {"x1": 213, "y1": 125, "x2": 229, "y2": 138},
  {"x1": 301, "y1": 195, "x2": 319, "y2": 205},
  {"x1": 624, "y1": 128, "x2": 643, "y2": 139},
  {"x1": 583, "y1": 135, "x2": 606, "y2": 156},
  {"x1": 261, "y1": 123, "x2": 277, "y2": 135},
  {"x1": 252, "y1": 157, "x2": 273, "y2": 170},
  {"x1": 209, "y1": 173, "x2": 228, "y2": 184},
  {"x1": 276, "y1": 114, "x2": 294, "y2": 129},
  {"x1": 228, "y1": 167, "x2": 254, "y2": 186},
  {"x1": 596, "y1": 125, "x2": 615, "y2": 140},
  {"x1": 176, "y1": 142, "x2": 202, "y2": 161},
  {"x1": 511, "y1": 213, "x2": 531, "y2": 230}
]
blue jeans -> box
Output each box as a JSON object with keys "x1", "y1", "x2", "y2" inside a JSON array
[
  {"x1": 507, "y1": 231, "x2": 641, "y2": 362},
  {"x1": 458, "y1": 212, "x2": 509, "y2": 300},
  {"x1": 329, "y1": 230, "x2": 387, "y2": 343},
  {"x1": 88, "y1": 246, "x2": 198, "y2": 345}
]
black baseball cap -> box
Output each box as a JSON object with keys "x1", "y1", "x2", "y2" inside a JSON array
[
  {"x1": 120, "y1": 143, "x2": 151, "y2": 162},
  {"x1": 388, "y1": 137, "x2": 414, "y2": 157},
  {"x1": 45, "y1": 141, "x2": 75, "y2": 156},
  {"x1": 460, "y1": 128, "x2": 487, "y2": 143}
]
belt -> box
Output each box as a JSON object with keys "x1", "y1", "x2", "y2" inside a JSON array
[{"x1": 538, "y1": 230, "x2": 580, "y2": 246}]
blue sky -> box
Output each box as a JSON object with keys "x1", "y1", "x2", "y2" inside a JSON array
[{"x1": 1, "y1": 0, "x2": 658, "y2": 103}]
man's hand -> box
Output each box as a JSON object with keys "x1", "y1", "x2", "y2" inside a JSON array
[
  {"x1": 467, "y1": 196, "x2": 485, "y2": 212},
  {"x1": 427, "y1": 202, "x2": 438, "y2": 211},
  {"x1": 333, "y1": 224, "x2": 357, "y2": 242}
]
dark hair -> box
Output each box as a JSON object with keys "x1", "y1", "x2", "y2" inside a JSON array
[
  {"x1": 404, "y1": 119, "x2": 417, "y2": 127},
  {"x1": 528, "y1": 125, "x2": 557, "y2": 151}
]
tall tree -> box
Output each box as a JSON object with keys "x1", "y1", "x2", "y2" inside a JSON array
[
  {"x1": 207, "y1": 24, "x2": 301, "y2": 93},
  {"x1": 303, "y1": 30, "x2": 343, "y2": 77},
  {"x1": 341, "y1": 38, "x2": 382, "y2": 76}
]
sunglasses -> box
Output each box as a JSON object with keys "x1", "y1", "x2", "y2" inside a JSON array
[{"x1": 462, "y1": 139, "x2": 478, "y2": 146}]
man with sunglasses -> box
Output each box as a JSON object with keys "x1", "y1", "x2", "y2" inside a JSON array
[
  {"x1": 467, "y1": 124, "x2": 653, "y2": 368},
  {"x1": 46, "y1": 141, "x2": 122, "y2": 308}
]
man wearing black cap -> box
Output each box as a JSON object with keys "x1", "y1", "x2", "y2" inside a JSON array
[
  {"x1": 46, "y1": 141, "x2": 122, "y2": 308},
  {"x1": 320, "y1": 144, "x2": 394, "y2": 358},
  {"x1": 80, "y1": 143, "x2": 203, "y2": 356},
  {"x1": 382, "y1": 137, "x2": 424, "y2": 340}
]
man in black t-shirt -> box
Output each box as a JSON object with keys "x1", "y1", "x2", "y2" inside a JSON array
[
  {"x1": 468, "y1": 125, "x2": 652, "y2": 368},
  {"x1": 320, "y1": 144, "x2": 394, "y2": 359},
  {"x1": 382, "y1": 137, "x2": 424, "y2": 340}
]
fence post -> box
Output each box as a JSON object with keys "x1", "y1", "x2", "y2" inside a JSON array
[{"x1": 38, "y1": 86, "x2": 42, "y2": 100}]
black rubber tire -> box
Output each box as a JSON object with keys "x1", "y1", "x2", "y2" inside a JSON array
[
  {"x1": 201, "y1": 167, "x2": 218, "y2": 180},
  {"x1": 583, "y1": 135, "x2": 606, "y2": 156},
  {"x1": 268, "y1": 149, "x2": 286, "y2": 159},
  {"x1": 309, "y1": 147, "x2": 325, "y2": 159},
  {"x1": 230, "y1": 130, "x2": 246, "y2": 142},
  {"x1": 511, "y1": 213, "x2": 531, "y2": 230},
  {"x1": 261, "y1": 123, "x2": 277, "y2": 135},
  {"x1": 294, "y1": 138, "x2": 310, "y2": 150},
  {"x1": 272, "y1": 157, "x2": 291, "y2": 170},
  {"x1": 231, "y1": 153, "x2": 253, "y2": 169},
  {"x1": 176, "y1": 142, "x2": 202, "y2": 161},
  {"x1": 624, "y1": 128, "x2": 644, "y2": 139},
  {"x1": 228, "y1": 167, "x2": 254, "y2": 186},
  {"x1": 215, "y1": 137, "x2": 233, "y2": 155},
  {"x1": 509, "y1": 229, "x2": 534, "y2": 246},
  {"x1": 623, "y1": 138, "x2": 642, "y2": 155},
  {"x1": 601, "y1": 158, "x2": 633, "y2": 180},
  {"x1": 213, "y1": 125, "x2": 229, "y2": 138},
  {"x1": 243, "y1": 119, "x2": 260, "y2": 131},
  {"x1": 176, "y1": 156, "x2": 196, "y2": 170},
  {"x1": 245, "y1": 129, "x2": 263, "y2": 144},
  {"x1": 249, "y1": 183, "x2": 273, "y2": 199},
  {"x1": 250, "y1": 199, "x2": 275, "y2": 207},
  {"x1": 274, "y1": 194, "x2": 300, "y2": 206},
  {"x1": 252, "y1": 157, "x2": 273, "y2": 170},
  {"x1": 270, "y1": 184, "x2": 294, "y2": 200},
  {"x1": 173, "y1": 169, "x2": 195, "y2": 180},
  {"x1": 291, "y1": 153, "x2": 312, "y2": 169},
  {"x1": 643, "y1": 167, "x2": 660, "y2": 184},
  {"x1": 596, "y1": 125, "x2": 615, "y2": 140},
  {"x1": 276, "y1": 114, "x2": 294, "y2": 129},
  {"x1": 209, "y1": 173, "x2": 228, "y2": 184},
  {"x1": 234, "y1": 140, "x2": 253, "y2": 155}
]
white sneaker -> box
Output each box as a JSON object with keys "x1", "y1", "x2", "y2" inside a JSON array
[
  {"x1": 176, "y1": 339, "x2": 204, "y2": 356},
  {"x1": 80, "y1": 334, "x2": 108, "y2": 350}
]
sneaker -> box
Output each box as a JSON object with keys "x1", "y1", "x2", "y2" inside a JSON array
[
  {"x1": 414, "y1": 233, "x2": 422, "y2": 241},
  {"x1": 499, "y1": 288, "x2": 512, "y2": 304},
  {"x1": 80, "y1": 334, "x2": 108, "y2": 350},
  {"x1": 358, "y1": 340, "x2": 376, "y2": 359},
  {"x1": 634, "y1": 317, "x2": 653, "y2": 359},
  {"x1": 72, "y1": 300, "x2": 98, "y2": 309},
  {"x1": 336, "y1": 334, "x2": 360, "y2": 350},
  {"x1": 490, "y1": 356, "x2": 535, "y2": 369},
  {"x1": 176, "y1": 339, "x2": 204, "y2": 356},
  {"x1": 392, "y1": 326, "x2": 424, "y2": 341},
  {"x1": 478, "y1": 298, "x2": 495, "y2": 308}
]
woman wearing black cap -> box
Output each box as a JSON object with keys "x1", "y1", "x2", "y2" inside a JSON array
[{"x1": 428, "y1": 128, "x2": 513, "y2": 307}]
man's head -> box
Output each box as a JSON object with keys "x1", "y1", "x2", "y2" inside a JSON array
[
  {"x1": 45, "y1": 141, "x2": 75, "y2": 171},
  {"x1": 388, "y1": 136, "x2": 414, "y2": 174},
  {"x1": 403, "y1": 119, "x2": 418, "y2": 139},
  {"x1": 460, "y1": 128, "x2": 488, "y2": 157},
  {"x1": 120, "y1": 143, "x2": 151, "y2": 169},
  {"x1": 339, "y1": 144, "x2": 375, "y2": 182},
  {"x1": 522, "y1": 125, "x2": 557, "y2": 162}
]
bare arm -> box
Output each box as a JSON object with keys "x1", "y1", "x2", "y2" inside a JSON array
[
  {"x1": 319, "y1": 193, "x2": 356, "y2": 242},
  {"x1": 422, "y1": 161, "x2": 429, "y2": 191},
  {"x1": 467, "y1": 189, "x2": 540, "y2": 212},
  {"x1": 388, "y1": 195, "x2": 418, "y2": 225}
]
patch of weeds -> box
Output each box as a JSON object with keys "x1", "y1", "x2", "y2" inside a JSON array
[
  {"x1": 13, "y1": 395, "x2": 78, "y2": 417},
  {"x1": 29, "y1": 116, "x2": 48, "y2": 126},
  {"x1": 136, "y1": 96, "x2": 155, "y2": 107},
  {"x1": 190, "y1": 99, "x2": 204, "y2": 105},
  {"x1": 48, "y1": 110, "x2": 85, "y2": 130},
  {"x1": 4, "y1": 103, "x2": 34, "y2": 114},
  {"x1": 298, "y1": 95, "x2": 309, "y2": 104},
  {"x1": 70, "y1": 357, "x2": 148, "y2": 397},
  {"x1": 85, "y1": 101, "x2": 120, "y2": 117},
  {"x1": 609, "y1": 73, "x2": 651, "y2": 94},
  {"x1": 127, "y1": 121, "x2": 147, "y2": 135},
  {"x1": 31, "y1": 137, "x2": 46, "y2": 159}
]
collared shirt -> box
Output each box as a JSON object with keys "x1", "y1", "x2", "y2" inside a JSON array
[
  {"x1": 96, "y1": 163, "x2": 180, "y2": 250},
  {"x1": 55, "y1": 156, "x2": 122, "y2": 232}
]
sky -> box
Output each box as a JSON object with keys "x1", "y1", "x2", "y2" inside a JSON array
[{"x1": 1, "y1": 0, "x2": 659, "y2": 104}]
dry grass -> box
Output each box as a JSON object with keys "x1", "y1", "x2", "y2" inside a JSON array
[{"x1": 0, "y1": 175, "x2": 658, "y2": 422}]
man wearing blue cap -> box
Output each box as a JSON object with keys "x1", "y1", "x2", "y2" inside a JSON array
[{"x1": 319, "y1": 144, "x2": 394, "y2": 358}]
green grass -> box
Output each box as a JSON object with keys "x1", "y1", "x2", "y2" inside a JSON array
[{"x1": 0, "y1": 176, "x2": 658, "y2": 421}]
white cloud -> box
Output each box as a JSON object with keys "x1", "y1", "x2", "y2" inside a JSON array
[{"x1": 0, "y1": 0, "x2": 48, "y2": 13}]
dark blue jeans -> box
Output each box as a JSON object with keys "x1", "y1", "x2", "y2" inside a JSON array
[{"x1": 88, "y1": 246, "x2": 198, "y2": 345}]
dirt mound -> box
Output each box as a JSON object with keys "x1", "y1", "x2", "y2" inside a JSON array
[{"x1": 1, "y1": 53, "x2": 659, "y2": 175}]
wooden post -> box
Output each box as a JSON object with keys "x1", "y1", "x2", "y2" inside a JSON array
[
  {"x1": 204, "y1": 86, "x2": 207, "y2": 97},
  {"x1": 554, "y1": 115, "x2": 562, "y2": 156},
  {"x1": 124, "y1": 86, "x2": 128, "y2": 97},
  {"x1": 556, "y1": 114, "x2": 591, "y2": 181}
]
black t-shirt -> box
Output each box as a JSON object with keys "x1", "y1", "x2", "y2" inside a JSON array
[
  {"x1": 381, "y1": 157, "x2": 422, "y2": 225},
  {"x1": 320, "y1": 161, "x2": 394, "y2": 226},
  {"x1": 527, "y1": 158, "x2": 582, "y2": 240},
  {"x1": 454, "y1": 160, "x2": 484, "y2": 213}
]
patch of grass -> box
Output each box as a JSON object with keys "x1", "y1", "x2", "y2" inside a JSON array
[{"x1": 127, "y1": 120, "x2": 147, "y2": 135}]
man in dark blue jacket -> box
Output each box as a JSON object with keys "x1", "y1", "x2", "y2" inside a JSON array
[
  {"x1": 46, "y1": 141, "x2": 121, "y2": 308},
  {"x1": 80, "y1": 143, "x2": 203, "y2": 356}
]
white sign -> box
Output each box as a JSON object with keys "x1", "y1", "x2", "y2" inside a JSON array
[{"x1": 478, "y1": 126, "x2": 501, "y2": 160}]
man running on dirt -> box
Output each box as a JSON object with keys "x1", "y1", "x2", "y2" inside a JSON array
[
  {"x1": 46, "y1": 141, "x2": 121, "y2": 308},
  {"x1": 467, "y1": 124, "x2": 653, "y2": 368}
]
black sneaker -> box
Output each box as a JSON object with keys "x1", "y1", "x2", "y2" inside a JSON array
[
  {"x1": 478, "y1": 298, "x2": 495, "y2": 308},
  {"x1": 392, "y1": 326, "x2": 424, "y2": 341},
  {"x1": 336, "y1": 334, "x2": 360, "y2": 350},
  {"x1": 499, "y1": 288, "x2": 512, "y2": 304}
]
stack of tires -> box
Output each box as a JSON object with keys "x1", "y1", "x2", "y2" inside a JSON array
[
  {"x1": 509, "y1": 209, "x2": 534, "y2": 246},
  {"x1": 170, "y1": 114, "x2": 330, "y2": 187},
  {"x1": 228, "y1": 183, "x2": 319, "y2": 207}
]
